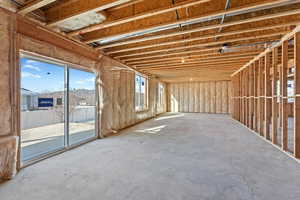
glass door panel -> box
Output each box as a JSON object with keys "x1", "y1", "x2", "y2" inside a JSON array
[
  {"x1": 20, "y1": 57, "x2": 66, "y2": 162},
  {"x1": 68, "y1": 68, "x2": 96, "y2": 145}
]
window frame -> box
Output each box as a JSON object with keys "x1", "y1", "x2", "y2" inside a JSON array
[
  {"x1": 18, "y1": 51, "x2": 99, "y2": 167},
  {"x1": 135, "y1": 74, "x2": 149, "y2": 112}
]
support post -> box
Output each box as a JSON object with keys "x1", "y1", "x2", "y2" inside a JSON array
[
  {"x1": 241, "y1": 71, "x2": 245, "y2": 124},
  {"x1": 249, "y1": 64, "x2": 254, "y2": 130},
  {"x1": 272, "y1": 47, "x2": 278, "y2": 144},
  {"x1": 294, "y1": 33, "x2": 300, "y2": 158},
  {"x1": 245, "y1": 68, "x2": 249, "y2": 127},
  {"x1": 281, "y1": 40, "x2": 288, "y2": 151},
  {"x1": 254, "y1": 61, "x2": 258, "y2": 132},
  {"x1": 264, "y1": 52, "x2": 272, "y2": 140},
  {"x1": 259, "y1": 57, "x2": 265, "y2": 135}
]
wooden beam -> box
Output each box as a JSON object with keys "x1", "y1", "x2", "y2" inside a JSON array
[
  {"x1": 16, "y1": 16, "x2": 99, "y2": 61},
  {"x1": 242, "y1": 70, "x2": 245, "y2": 124},
  {"x1": 97, "y1": 10, "x2": 300, "y2": 49},
  {"x1": 108, "y1": 0, "x2": 143, "y2": 11},
  {"x1": 142, "y1": 62, "x2": 242, "y2": 70},
  {"x1": 128, "y1": 52, "x2": 260, "y2": 66},
  {"x1": 114, "y1": 33, "x2": 283, "y2": 58},
  {"x1": 123, "y1": 47, "x2": 264, "y2": 62},
  {"x1": 46, "y1": 0, "x2": 133, "y2": 26},
  {"x1": 236, "y1": 73, "x2": 241, "y2": 121},
  {"x1": 0, "y1": 0, "x2": 18, "y2": 12},
  {"x1": 83, "y1": 0, "x2": 297, "y2": 43},
  {"x1": 249, "y1": 64, "x2": 254, "y2": 129},
  {"x1": 237, "y1": 74, "x2": 241, "y2": 120},
  {"x1": 264, "y1": 52, "x2": 272, "y2": 140},
  {"x1": 138, "y1": 59, "x2": 248, "y2": 69},
  {"x1": 239, "y1": 72, "x2": 243, "y2": 122},
  {"x1": 138, "y1": 60, "x2": 247, "y2": 70},
  {"x1": 245, "y1": 68, "x2": 249, "y2": 127},
  {"x1": 231, "y1": 25, "x2": 300, "y2": 76},
  {"x1": 122, "y1": 48, "x2": 220, "y2": 61},
  {"x1": 134, "y1": 56, "x2": 253, "y2": 68},
  {"x1": 294, "y1": 32, "x2": 300, "y2": 158},
  {"x1": 272, "y1": 47, "x2": 279, "y2": 144},
  {"x1": 281, "y1": 40, "x2": 288, "y2": 150},
  {"x1": 68, "y1": 0, "x2": 210, "y2": 36},
  {"x1": 105, "y1": 26, "x2": 293, "y2": 54},
  {"x1": 258, "y1": 57, "x2": 264, "y2": 135},
  {"x1": 18, "y1": 0, "x2": 56, "y2": 15},
  {"x1": 254, "y1": 61, "x2": 258, "y2": 132}
]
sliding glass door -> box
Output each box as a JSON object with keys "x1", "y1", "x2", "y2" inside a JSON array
[
  {"x1": 68, "y1": 68, "x2": 96, "y2": 145},
  {"x1": 20, "y1": 53, "x2": 97, "y2": 164},
  {"x1": 20, "y1": 57, "x2": 66, "y2": 161}
]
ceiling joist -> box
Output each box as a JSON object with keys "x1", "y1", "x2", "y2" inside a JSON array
[
  {"x1": 137, "y1": 59, "x2": 251, "y2": 70},
  {"x1": 106, "y1": 25, "x2": 294, "y2": 54},
  {"x1": 46, "y1": 0, "x2": 133, "y2": 26},
  {"x1": 14, "y1": 0, "x2": 300, "y2": 82},
  {"x1": 82, "y1": 0, "x2": 295, "y2": 43},
  {"x1": 131, "y1": 54, "x2": 258, "y2": 68},
  {"x1": 18, "y1": 0, "x2": 56, "y2": 15},
  {"x1": 68, "y1": 0, "x2": 210, "y2": 36},
  {"x1": 126, "y1": 50, "x2": 263, "y2": 65},
  {"x1": 114, "y1": 33, "x2": 284, "y2": 58},
  {"x1": 98, "y1": 9, "x2": 300, "y2": 49}
]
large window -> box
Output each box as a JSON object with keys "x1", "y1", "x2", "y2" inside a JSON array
[
  {"x1": 20, "y1": 53, "x2": 97, "y2": 164},
  {"x1": 157, "y1": 82, "x2": 164, "y2": 106},
  {"x1": 135, "y1": 74, "x2": 148, "y2": 111}
]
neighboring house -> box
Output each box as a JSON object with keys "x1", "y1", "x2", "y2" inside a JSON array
[
  {"x1": 39, "y1": 89, "x2": 95, "y2": 107},
  {"x1": 21, "y1": 88, "x2": 95, "y2": 111},
  {"x1": 21, "y1": 88, "x2": 38, "y2": 111}
]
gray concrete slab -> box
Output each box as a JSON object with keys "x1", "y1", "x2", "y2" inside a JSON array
[
  {"x1": 21, "y1": 121, "x2": 96, "y2": 161},
  {"x1": 1, "y1": 113, "x2": 300, "y2": 200}
]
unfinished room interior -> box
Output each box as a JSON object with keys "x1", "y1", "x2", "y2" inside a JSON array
[{"x1": 1, "y1": 0, "x2": 300, "y2": 199}]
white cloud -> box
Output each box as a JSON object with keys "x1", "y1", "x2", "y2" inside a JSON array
[
  {"x1": 76, "y1": 80, "x2": 85, "y2": 84},
  {"x1": 23, "y1": 64, "x2": 41, "y2": 71},
  {"x1": 86, "y1": 77, "x2": 95, "y2": 82},
  {"x1": 21, "y1": 72, "x2": 41, "y2": 79},
  {"x1": 76, "y1": 77, "x2": 95, "y2": 84},
  {"x1": 26, "y1": 60, "x2": 38, "y2": 64}
]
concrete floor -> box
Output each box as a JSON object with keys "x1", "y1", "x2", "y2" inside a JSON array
[
  {"x1": 21, "y1": 121, "x2": 95, "y2": 161},
  {"x1": 1, "y1": 113, "x2": 300, "y2": 200}
]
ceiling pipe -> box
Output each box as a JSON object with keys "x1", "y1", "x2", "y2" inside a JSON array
[{"x1": 217, "y1": 0, "x2": 231, "y2": 34}]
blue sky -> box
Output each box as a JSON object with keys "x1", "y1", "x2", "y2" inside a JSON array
[{"x1": 21, "y1": 58, "x2": 95, "y2": 93}]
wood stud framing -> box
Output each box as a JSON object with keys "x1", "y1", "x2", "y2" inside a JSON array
[
  {"x1": 294, "y1": 32, "x2": 300, "y2": 158},
  {"x1": 264, "y1": 52, "x2": 271, "y2": 140},
  {"x1": 10, "y1": 0, "x2": 300, "y2": 158},
  {"x1": 232, "y1": 25, "x2": 300, "y2": 159},
  {"x1": 12, "y1": 0, "x2": 300, "y2": 81},
  {"x1": 281, "y1": 40, "x2": 288, "y2": 151},
  {"x1": 272, "y1": 47, "x2": 278, "y2": 145}
]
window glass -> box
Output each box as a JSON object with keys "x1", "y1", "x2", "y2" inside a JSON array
[
  {"x1": 20, "y1": 55, "x2": 97, "y2": 163},
  {"x1": 135, "y1": 74, "x2": 148, "y2": 111},
  {"x1": 20, "y1": 57, "x2": 65, "y2": 162},
  {"x1": 69, "y1": 68, "x2": 96, "y2": 145}
]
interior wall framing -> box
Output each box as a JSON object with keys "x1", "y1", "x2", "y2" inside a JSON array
[{"x1": 231, "y1": 25, "x2": 300, "y2": 159}]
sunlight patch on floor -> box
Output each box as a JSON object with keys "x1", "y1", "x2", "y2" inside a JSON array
[{"x1": 135, "y1": 125, "x2": 167, "y2": 135}]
